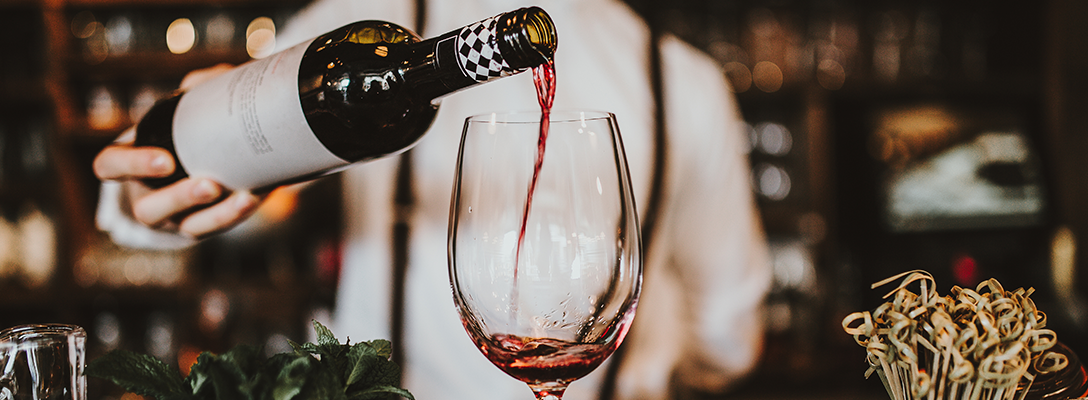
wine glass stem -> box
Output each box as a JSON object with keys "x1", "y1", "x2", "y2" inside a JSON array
[{"x1": 530, "y1": 384, "x2": 567, "y2": 400}]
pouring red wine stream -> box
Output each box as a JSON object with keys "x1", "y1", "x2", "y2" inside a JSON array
[{"x1": 513, "y1": 60, "x2": 556, "y2": 286}]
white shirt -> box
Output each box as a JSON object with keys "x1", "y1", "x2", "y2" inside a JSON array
[{"x1": 98, "y1": 0, "x2": 773, "y2": 399}]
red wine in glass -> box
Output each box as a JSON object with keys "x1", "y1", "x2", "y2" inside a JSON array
[
  {"x1": 464, "y1": 324, "x2": 617, "y2": 400},
  {"x1": 483, "y1": 334, "x2": 614, "y2": 383}
]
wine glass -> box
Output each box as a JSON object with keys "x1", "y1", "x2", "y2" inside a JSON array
[{"x1": 448, "y1": 110, "x2": 642, "y2": 400}]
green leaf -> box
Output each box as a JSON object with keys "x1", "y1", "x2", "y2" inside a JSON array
[
  {"x1": 365, "y1": 340, "x2": 393, "y2": 359},
  {"x1": 298, "y1": 363, "x2": 348, "y2": 400},
  {"x1": 348, "y1": 385, "x2": 414, "y2": 400},
  {"x1": 295, "y1": 342, "x2": 322, "y2": 357},
  {"x1": 269, "y1": 355, "x2": 315, "y2": 400},
  {"x1": 85, "y1": 350, "x2": 186, "y2": 399},
  {"x1": 345, "y1": 354, "x2": 377, "y2": 386},
  {"x1": 207, "y1": 363, "x2": 248, "y2": 400},
  {"x1": 362, "y1": 358, "x2": 401, "y2": 388},
  {"x1": 345, "y1": 360, "x2": 400, "y2": 395},
  {"x1": 86, "y1": 320, "x2": 412, "y2": 400},
  {"x1": 313, "y1": 321, "x2": 338, "y2": 347},
  {"x1": 348, "y1": 342, "x2": 379, "y2": 359},
  {"x1": 187, "y1": 352, "x2": 247, "y2": 400},
  {"x1": 219, "y1": 345, "x2": 264, "y2": 374},
  {"x1": 185, "y1": 357, "x2": 210, "y2": 397},
  {"x1": 287, "y1": 339, "x2": 307, "y2": 356},
  {"x1": 311, "y1": 320, "x2": 346, "y2": 360}
]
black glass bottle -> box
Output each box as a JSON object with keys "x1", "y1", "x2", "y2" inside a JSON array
[{"x1": 135, "y1": 7, "x2": 556, "y2": 191}]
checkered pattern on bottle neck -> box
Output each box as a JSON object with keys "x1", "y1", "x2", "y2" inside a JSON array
[{"x1": 455, "y1": 16, "x2": 514, "y2": 82}]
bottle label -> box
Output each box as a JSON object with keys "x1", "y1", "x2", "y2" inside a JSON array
[
  {"x1": 454, "y1": 16, "x2": 514, "y2": 82},
  {"x1": 172, "y1": 43, "x2": 349, "y2": 190}
]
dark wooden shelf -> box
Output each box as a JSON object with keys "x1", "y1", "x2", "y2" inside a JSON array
[
  {"x1": 66, "y1": 125, "x2": 128, "y2": 139},
  {"x1": 0, "y1": 79, "x2": 51, "y2": 106},
  {"x1": 0, "y1": 0, "x2": 39, "y2": 7}
]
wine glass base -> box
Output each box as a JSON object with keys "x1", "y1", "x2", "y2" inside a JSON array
[{"x1": 530, "y1": 383, "x2": 568, "y2": 400}]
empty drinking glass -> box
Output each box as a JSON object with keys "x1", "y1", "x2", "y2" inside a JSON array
[{"x1": 0, "y1": 324, "x2": 87, "y2": 400}]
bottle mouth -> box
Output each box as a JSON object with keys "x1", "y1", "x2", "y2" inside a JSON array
[
  {"x1": 499, "y1": 6, "x2": 557, "y2": 68},
  {"x1": 520, "y1": 7, "x2": 557, "y2": 60}
]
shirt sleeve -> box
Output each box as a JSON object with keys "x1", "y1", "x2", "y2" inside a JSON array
[{"x1": 96, "y1": 180, "x2": 199, "y2": 250}]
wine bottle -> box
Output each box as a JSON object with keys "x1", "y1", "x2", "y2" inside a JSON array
[{"x1": 135, "y1": 6, "x2": 557, "y2": 190}]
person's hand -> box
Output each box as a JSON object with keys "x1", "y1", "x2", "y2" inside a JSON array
[{"x1": 92, "y1": 64, "x2": 263, "y2": 240}]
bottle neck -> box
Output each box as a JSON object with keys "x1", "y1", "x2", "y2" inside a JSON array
[
  {"x1": 495, "y1": 6, "x2": 557, "y2": 69},
  {"x1": 405, "y1": 7, "x2": 556, "y2": 101},
  {"x1": 400, "y1": 29, "x2": 480, "y2": 102}
]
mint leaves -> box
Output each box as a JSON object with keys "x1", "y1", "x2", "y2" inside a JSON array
[
  {"x1": 86, "y1": 321, "x2": 413, "y2": 400},
  {"x1": 83, "y1": 350, "x2": 187, "y2": 399}
]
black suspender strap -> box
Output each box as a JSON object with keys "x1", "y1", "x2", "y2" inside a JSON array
[
  {"x1": 639, "y1": 27, "x2": 669, "y2": 255},
  {"x1": 597, "y1": 18, "x2": 669, "y2": 400},
  {"x1": 389, "y1": 0, "x2": 428, "y2": 374},
  {"x1": 390, "y1": 152, "x2": 412, "y2": 370},
  {"x1": 413, "y1": 0, "x2": 427, "y2": 38}
]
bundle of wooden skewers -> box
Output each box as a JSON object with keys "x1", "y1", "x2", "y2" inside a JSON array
[{"x1": 842, "y1": 270, "x2": 1069, "y2": 400}]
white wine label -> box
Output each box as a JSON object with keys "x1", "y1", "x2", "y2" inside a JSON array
[
  {"x1": 455, "y1": 16, "x2": 513, "y2": 81},
  {"x1": 172, "y1": 43, "x2": 350, "y2": 190}
]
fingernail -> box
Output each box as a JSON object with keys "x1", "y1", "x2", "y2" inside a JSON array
[
  {"x1": 235, "y1": 193, "x2": 256, "y2": 211},
  {"x1": 193, "y1": 180, "x2": 220, "y2": 201},
  {"x1": 151, "y1": 155, "x2": 171, "y2": 173}
]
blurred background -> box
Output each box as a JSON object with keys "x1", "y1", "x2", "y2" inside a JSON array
[{"x1": 1, "y1": 0, "x2": 1087, "y2": 399}]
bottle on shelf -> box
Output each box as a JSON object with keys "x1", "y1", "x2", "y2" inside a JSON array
[
  {"x1": 129, "y1": 83, "x2": 167, "y2": 123},
  {"x1": 87, "y1": 85, "x2": 126, "y2": 131},
  {"x1": 0, "y1": 96, "x2": 55, "y2": 291},
  {"x1": 135, "y1": 6, "x2": 557, "y2": 191},
  {"x1": 23, "y1": 125, "x2": 58, "y2": 289}
]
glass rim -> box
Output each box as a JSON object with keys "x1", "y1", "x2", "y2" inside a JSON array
[
  {"x1": 464, "y1": 109, "x2": 615, "y2": 124},
  {"x1": 0, "y1": 323, "x2": 86, "y2": 344}
]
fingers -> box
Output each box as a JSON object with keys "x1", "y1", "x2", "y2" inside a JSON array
[
  {"x1": 130, "y1": 178, "x2": 262, "y2": 239},
  {"x1": 177, "y1": 191, "x2": 263, "y2": 238},
  {"x1": 132, "y1": 178, "x2": 224, "y2": 227},
  {"x1": 94, "y1": 144, "x2": 174, "y2": 181}
]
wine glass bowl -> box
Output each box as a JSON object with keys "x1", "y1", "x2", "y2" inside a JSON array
[{"x1": 449, "y1": 111, "x2": 642, "y2": 399}]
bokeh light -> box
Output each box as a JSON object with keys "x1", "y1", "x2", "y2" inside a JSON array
[
  {"x1": 204, "y1": 12, "x2": 236, "y2": 50},
  {"x1": 817, "y1": 59, "x2": 846, "y2": 90},
  {"x1": 105, "y1": 15, "x2": 133, "y2": 55},
  {"x1": 70, "y1": 11, "x2": 98, "y2": 39},
  {"x1": 756, "y1": 122, "x2": 792, "y2": 156},
  {"x1": 166, "y1": 18, "x2": 196, "y2": 54},
  {"x1": 755, "y1": 163, "x2": 791, "y2": 200},
  {"x1": 752, "y1": 61, "x2": 783, "y2": 92},
  {"x1": 723, "y1": 62, "x2": 753, "y2": 93},
  {"x1": 246, "y1": 17, "x2": 276, "y2": 58}
]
